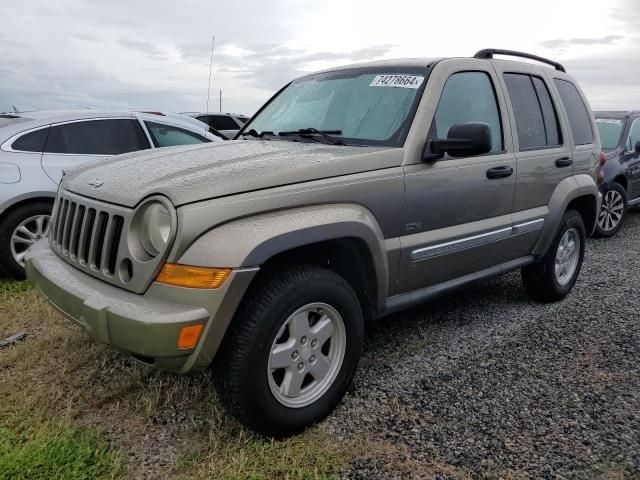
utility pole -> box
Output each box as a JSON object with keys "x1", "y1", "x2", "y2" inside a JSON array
[
  {"x1": 206, "y1": 35, "x2": 215, "y2": 113},
  {"x1": 219, "y1": 89, "x2": 222, "y2": 112}
]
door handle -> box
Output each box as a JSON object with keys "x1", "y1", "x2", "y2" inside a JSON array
[
  {"x1": 486, "y1": 166, "x2": 514, "y2": 179},
  {"x1": 555, "y1": 157, "x2": 573, "y2": 168}
]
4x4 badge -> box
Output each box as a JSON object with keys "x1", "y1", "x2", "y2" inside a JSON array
[{"x1": 88, "y1": 179, "x2": 104, "y2": 188}]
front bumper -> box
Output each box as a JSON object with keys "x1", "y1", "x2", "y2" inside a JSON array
[{"x1": 25, "y1": 241, "x2": 257, "y2": 372}]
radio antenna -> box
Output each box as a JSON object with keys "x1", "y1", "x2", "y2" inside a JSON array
[{"x1": 206, "y1": 35, "x2": 215, "y2": 113}]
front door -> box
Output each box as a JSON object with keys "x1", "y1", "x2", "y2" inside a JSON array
[{"x1": 399, "y1": 60, "x2": 517, "y2": 293}]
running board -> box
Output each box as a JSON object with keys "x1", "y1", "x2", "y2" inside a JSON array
[{"x1": 381, "y1": 255, "x2": 536, "y2": 317}]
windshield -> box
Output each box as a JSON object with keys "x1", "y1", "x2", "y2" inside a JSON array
[
  {"x1": 244, "y1": 68, "x2": 428, "y2": 146},
  {"x1": 596, "y1": 118, "x2": 625, "y2": 150}
]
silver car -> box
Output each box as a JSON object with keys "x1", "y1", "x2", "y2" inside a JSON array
[{"x1": 0, "y1": 110, "x2": 221, "y2": 278}]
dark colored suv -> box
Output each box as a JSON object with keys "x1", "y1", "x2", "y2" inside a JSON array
[{"x1": 594, "y1": 111, "x2": 640, "y2": 237}]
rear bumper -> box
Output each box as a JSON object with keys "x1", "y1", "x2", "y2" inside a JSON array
[{"x1": 25, "y1": 241, "x2": 257, "y2": 372}]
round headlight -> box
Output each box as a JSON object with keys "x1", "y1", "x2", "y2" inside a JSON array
[{"x1": 139, "y1": 202, "x2": 172, "y2": 256}]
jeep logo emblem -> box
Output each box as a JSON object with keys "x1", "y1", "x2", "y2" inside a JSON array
[{"x1": 88, "y1": 179, "x2": 104, "y2": 188}]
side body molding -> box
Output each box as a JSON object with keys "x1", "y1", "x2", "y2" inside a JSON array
[
  {"x1": 178, "y1": 203, "x2": 390, "y2": 310},
  {"x1": 532, "y1": 174, "x2": 600, "y2": 257}
]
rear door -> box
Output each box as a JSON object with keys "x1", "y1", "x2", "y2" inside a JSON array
[
  {"x1": 492, "y1": 62, "x2": 573, "y2": 251},
  {"x1": 551, "y1": 76, "x2": 599, "y2": 180},
  {"x1": 41, "y1": 118, "x2": 150, "y2": 184}
]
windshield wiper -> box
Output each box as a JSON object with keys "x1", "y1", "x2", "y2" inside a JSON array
[
  {"x1": 240, "y1": 128, "x2": 274, "y2": 138},
  {"x1": 278, "y1": 128, "x2": 345, "y2": 146}
]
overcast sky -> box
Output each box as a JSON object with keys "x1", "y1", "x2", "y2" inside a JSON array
[{"x1": 1, "y1": 0, "x2": 637, "y2": 115}]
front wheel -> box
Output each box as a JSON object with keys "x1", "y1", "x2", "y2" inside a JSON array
[
  {"x1": 594, "y1": 182, "x2": 627, "y2": 238},
  {"x1": 0, "y1": 202, "x2": 52, "y2": 279},
  {"x1": 521, "y1": 210, "x2": 585, "y2": 303},
  {"x1": 213, "y1": 264, "x2": 363, "y2": 437}
]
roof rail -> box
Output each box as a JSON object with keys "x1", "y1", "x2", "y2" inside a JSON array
[{"x1": 473, "y1": 49, "x2": 566, "y2": 73}]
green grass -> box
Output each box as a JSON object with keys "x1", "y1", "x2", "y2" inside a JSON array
[
  {"x1": 0, "y1": 412, "x2": 124, "y2": 480},
  {"x1": 0, "y1": 278, "x2": 33, "y2": 296},
  {"x1": 177, "y1": 425, "x2": 352, "y2": 480}
]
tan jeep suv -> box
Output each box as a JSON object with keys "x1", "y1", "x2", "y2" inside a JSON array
[{"x1": 27, "y1": 49, "x2": 601, "y2": 436}]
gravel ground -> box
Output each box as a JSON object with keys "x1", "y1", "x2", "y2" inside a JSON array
[{"x1": 329, "y1": 211, "x2": 640, "y2": 479}]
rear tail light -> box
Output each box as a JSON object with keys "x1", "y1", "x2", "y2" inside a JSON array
[{"x1": 597, "y1": 152, "x2": 606, "y2": 185}]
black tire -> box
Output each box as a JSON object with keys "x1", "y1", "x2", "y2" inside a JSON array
[
  {"x1": 521, "y1": 210, "x2": 586, "y2": 303},
  {"x1": 0, "y1": 201, "x2": 53, "y2": 280},
  {"x1": 594, "y1": 182, "x2": 627, "y2": 238},
  {"x1": 213, "y1": 264, "x2": 363, "y2": 437}
]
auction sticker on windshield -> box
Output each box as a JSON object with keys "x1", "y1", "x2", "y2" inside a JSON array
[{"x1": 369, "y1": 74, "x2": 424, "y2": 89}]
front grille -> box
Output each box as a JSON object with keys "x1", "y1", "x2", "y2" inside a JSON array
[
  {"x1": 48, "y1": 189, "x2": 173, "y2": 294},
  {"x1": 50, "y1": 192, "x2": 126, "y2": 278}
]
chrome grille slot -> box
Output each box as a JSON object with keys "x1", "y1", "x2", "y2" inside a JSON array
[
  {"x1": 55, "y1": 199, "x2": 69, "y2": 246},
  {"x1": 105, "y1": 216, "x2": 124, "y2": 275},
  {"x1": 91, "y1": 212, "x2": 109, "y2": 270},
  {"x1": 62, "y1": 202, "x2": 76, "y2": 253},
  {"x1": 69, "y1": 205, "x2": 85, "y2": 259},
  {"x1": 79, "y1": 208, "x2": 96, "y2": 265}
]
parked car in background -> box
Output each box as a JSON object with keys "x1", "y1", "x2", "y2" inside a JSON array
[
  {"x1": 182, "y1": 112, "x2": 249, "y2": 139},
  {"x1": 26, "y1": 50, "x2": 600, "y2": 436},
  {"x1": 0, "y1": 110, "x2": 221, "y2": 278},
  {"x1": 594, "y1": 111, "x2": 640, "y2": 237}
]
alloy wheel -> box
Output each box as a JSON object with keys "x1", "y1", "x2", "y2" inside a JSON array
[
  {"x1": 267, "y1": 302, "x2": 346, "y2": 408},
  {"x1": 10, "y1": 215, "x2": 50, "y2": 267},
  {"x1": 555, "y1": 228, "x2": 580, "y2": 286},
  {"x1": 597, "y1": 189, "x2": 624, "y2": 232}
]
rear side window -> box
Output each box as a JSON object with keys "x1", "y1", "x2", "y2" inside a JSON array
[
  {"x1": 236, "y1": 117, "x2": 248, "y2": 125},
  {"x1": 12, "y1": 128, "x2": 49, "y2": 152},
  {"x1": 144, "y1": 121, "x2": 210, "y2": 147},
  {"x1": 207, "y1": 115, "x2": 240, "y2": 130},
  {"x1": 553, "y1": 79, "x2": 594, "y2": 146},
  {"x1": 430, "y1": 71, "x2": 503, "y2": 153},
  {"x1": 503, "y1": 74, "x2": 562, "y2": 150},
  {"x1": 44, "y1": 119, "x2": 150, "y2": 155}
]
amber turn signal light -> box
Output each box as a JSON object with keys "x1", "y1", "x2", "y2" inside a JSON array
[
  {"x1": 156, "y1": 263, "x2": 231, "y2": 289},
  {"x1": 177, "y1": 324, "x2": 204, "y2": 349}
]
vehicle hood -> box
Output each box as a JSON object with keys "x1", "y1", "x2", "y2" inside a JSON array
[{"x1": 63, "y1": 140, "x2": 398, "y2": 207}]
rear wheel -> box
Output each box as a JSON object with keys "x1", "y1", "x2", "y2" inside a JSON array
[
  {"x1": 213, "y1": 264, "x2": 363, "y2": 437},
  {"x1": 0, "y1": 202, "x2": 52, "y2": 279},
  {"x1": 595, "y1": 182, "x2": 627, "y2": 238},
  {"x1": 521, "y1": 210, "x2": 585, "y2": 302}
]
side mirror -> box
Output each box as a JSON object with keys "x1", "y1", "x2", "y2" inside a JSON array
[
  {"x1": 634, "y1": 140, "x2": 640, "y2": 156},
  {"x1": 423, "y1": 122, "x2": 492, "y2": 161}
]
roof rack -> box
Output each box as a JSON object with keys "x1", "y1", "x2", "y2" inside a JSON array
[{"x1": 473, "y1": 49, "x2": 566, "y2": 73}]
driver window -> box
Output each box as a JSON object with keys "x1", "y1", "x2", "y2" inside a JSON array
[{"x1": 429, "y1": 71, "x2": 503, "y2": 153}]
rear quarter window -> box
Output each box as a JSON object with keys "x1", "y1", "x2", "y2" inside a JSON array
[
  {"x1": 553, "y1": 79, "x2": 594, "y2": 146},
  {"x1": 11, "y1": 128, "x2": 49, "y2": 152}
]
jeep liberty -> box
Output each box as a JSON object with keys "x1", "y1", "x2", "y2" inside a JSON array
[{"x1": 26, "y1": 49, "x2": 602, "y2": 436}]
